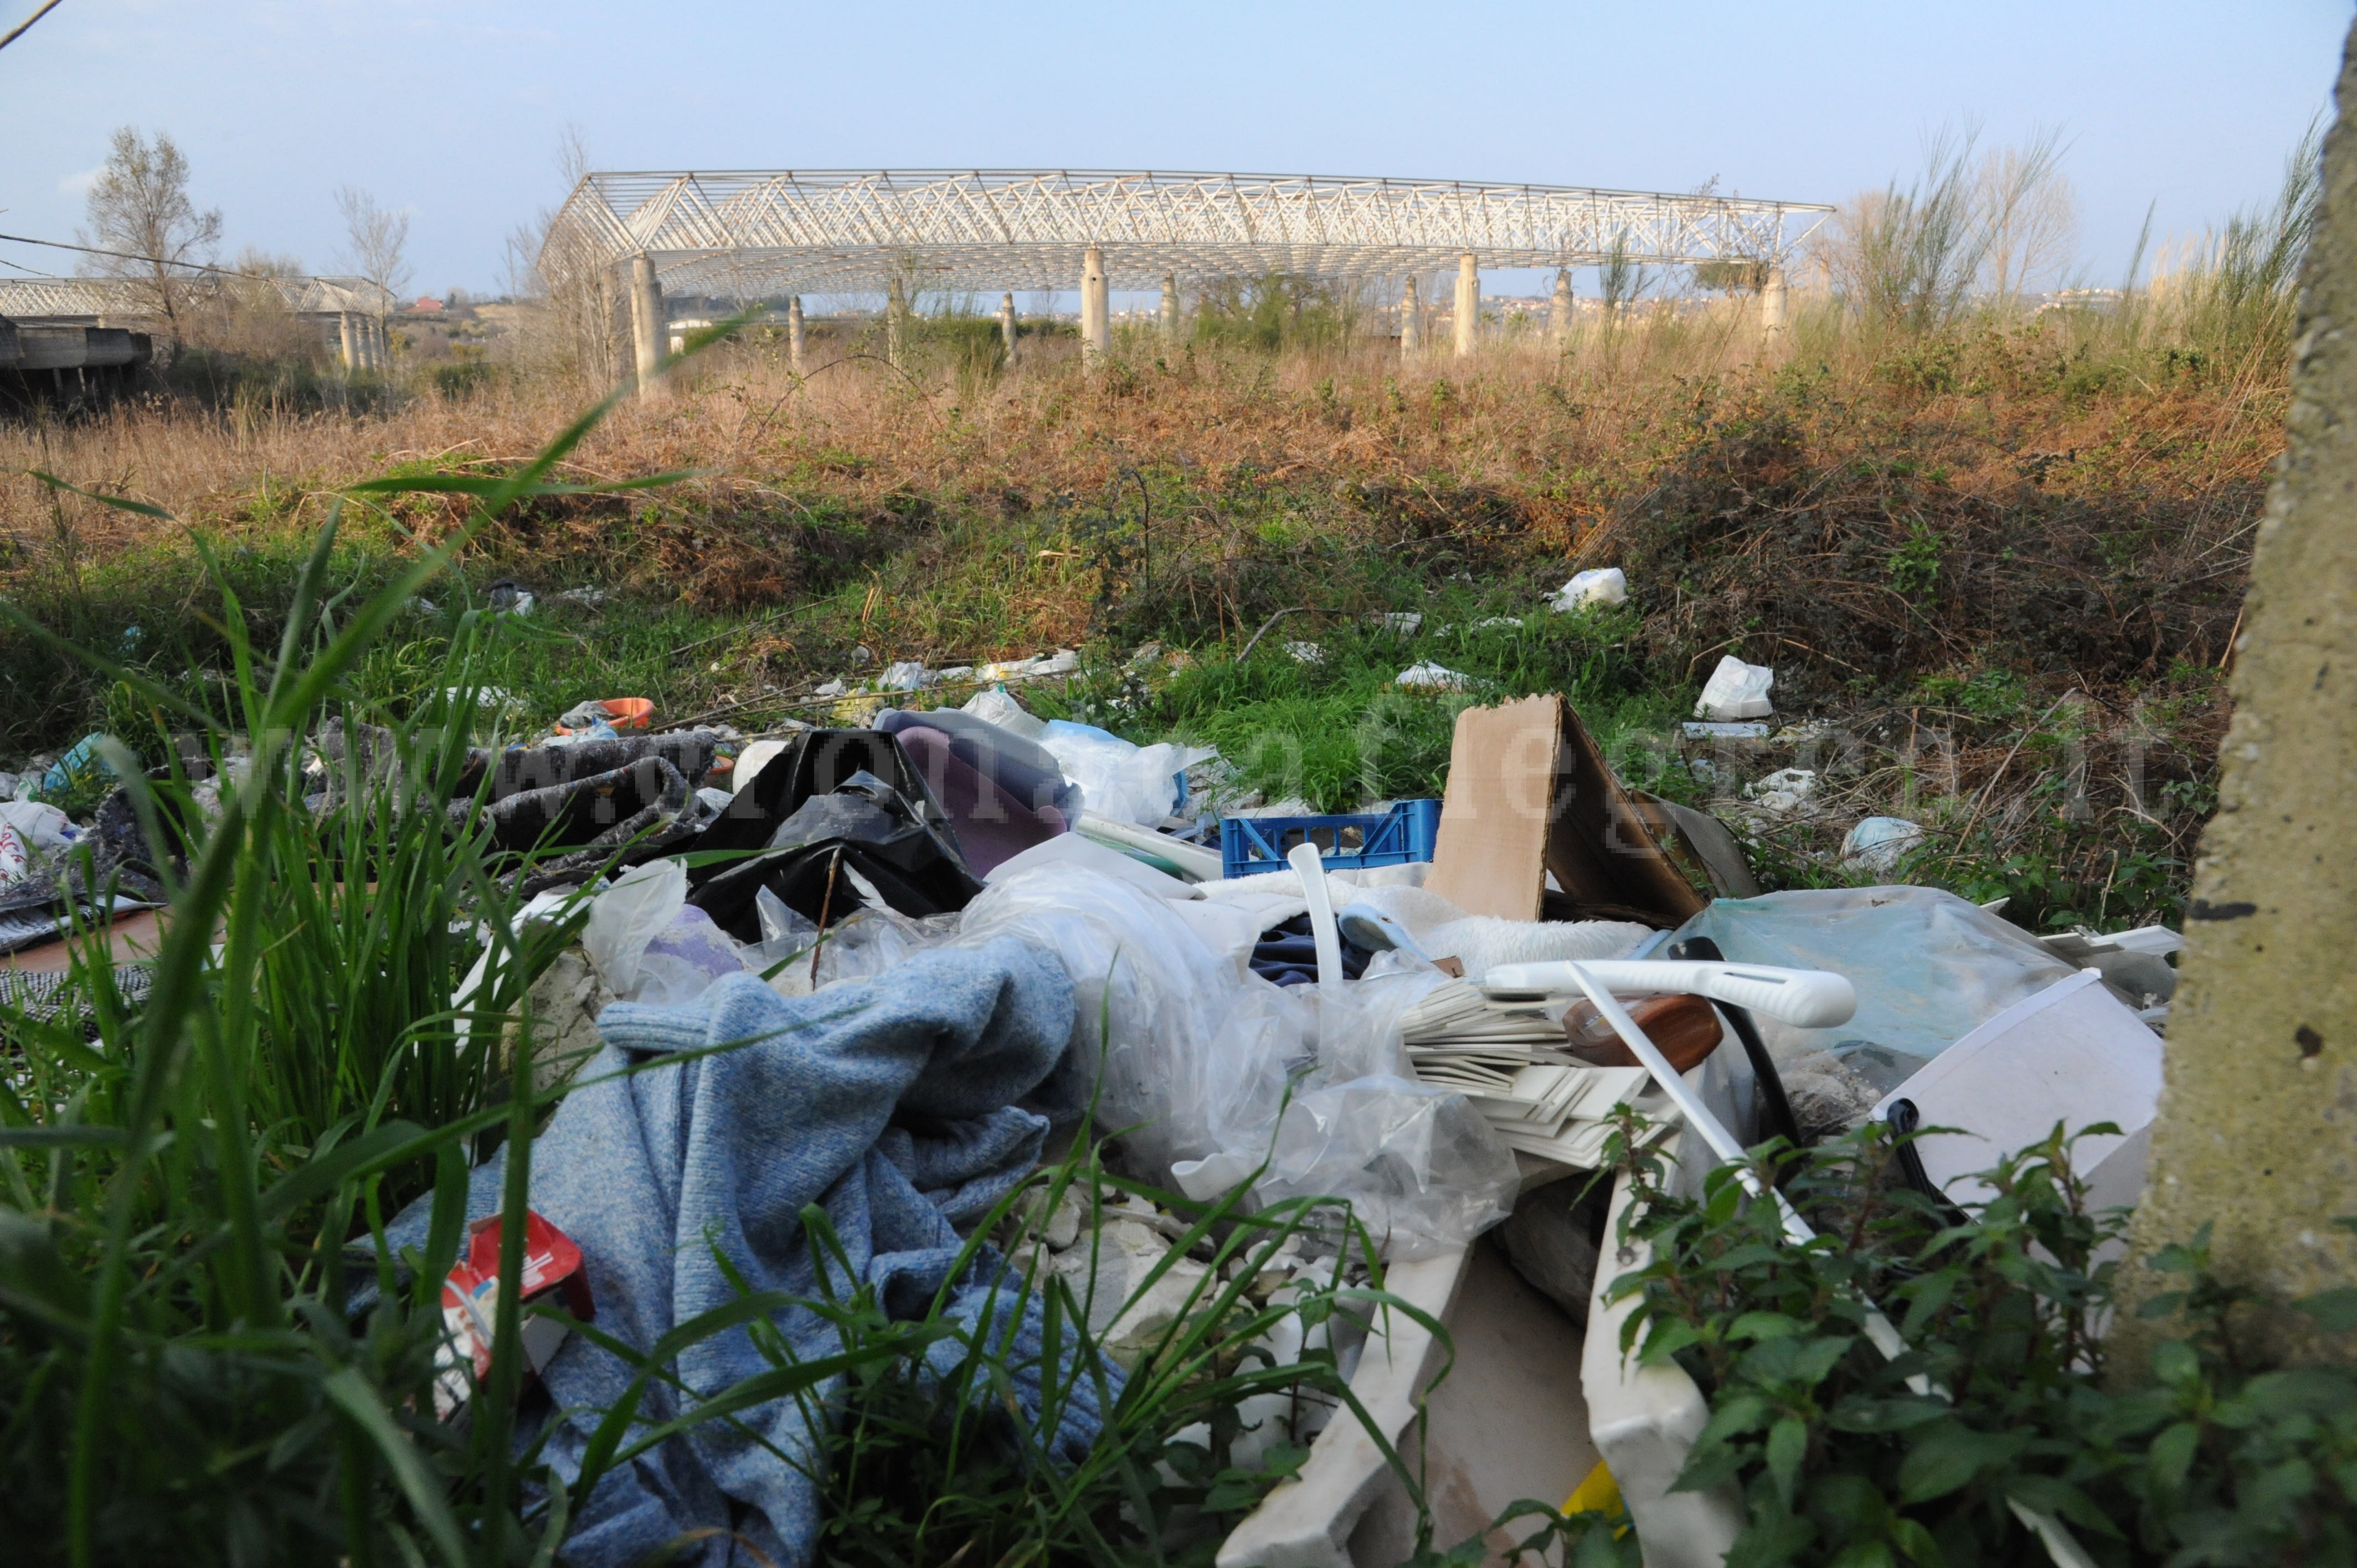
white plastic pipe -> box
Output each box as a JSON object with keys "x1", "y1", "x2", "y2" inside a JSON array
[
  {"x1": 1555, "y1": 960, "x2": 2092, "y2": 1566},
  {"x1": 1483, "y1": 958, "x2": 1856, "y2": 1029},
  {"x1": 1287, "y1": 842, "x2": 1345, "y2": 1059}
]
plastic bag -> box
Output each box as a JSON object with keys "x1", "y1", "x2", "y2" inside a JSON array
[
  {"x1": 1668, "y1": 885, "x2": 2078, "y2": 1096},
  {"x1": 1249, "y1": 1076, "x2": 1518, "y2": 1260},
  {"x1": 581, "y1": 859, "x2": 750, "y2": 1005},
  {"x1": 1039, "y1": 720, "x2": 1212, "y2": 828},
  {"x1": 1548, "y1": 566, "x2": 1627, "y2": 612},
  {"x1": 632, "y1": 904, "x2": 751, "y2": 1007},
  {"x1": 0, "y1": 799, "x2": 75, "y2": 853},
  {"x1": 580, "y1": 859, "x2": 687, "y2": 999},
  {"x1": 960, "y1": 687, "x2": 1049, "y2": 741},
  {"x1": 1842, "y1": 816, "x2": 1924, "y2": 872},
  {"x1": 959, "y1": 855, "x2": 1512, "y2": 1256},
  {"x1": 1694, "y1": 654, "x2": 1776, "y2": 720}
]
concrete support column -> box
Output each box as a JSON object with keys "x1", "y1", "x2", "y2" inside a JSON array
[
  {"x1": 1453, "y1": 251, "x2": 1479, "y2": 359},
  {"x1": 1758, "y1": 264, "x2": 1789, "y2": 344},
  {"x1": 1551, "y1": 269, "x2": 1574, "y2": 347},
  {"x1": 2116, "y1": 13, "x2": 2357, "y2": 1369},
  {"x1": 1080, "y1": 245, "x2": 1110, "y2": 367},
  {"x1": 1000, "y1": 292, "x2": 1018, "y2": 364},
  {"x1": 1160, "y1": 274, "x2": 1180, "y2": 342},
  {"x1": 1399, "y1": 276, "x2": 1421, "y2": 358},
  {"x1": 628, "y1": 253, "x2": 665, "y2": 398},
  {"x1": 886, "y1": 275, "x2": 909, "y2": 368},
  {"x1": 338, "y1": 313, "x2": 359, "y2": 373},
  {"x1": 787, "y1": 296, "x2": 806, "y2": 374},
  {"x1": 372, "y1": 317, "x2": 390, "y2": 371}
]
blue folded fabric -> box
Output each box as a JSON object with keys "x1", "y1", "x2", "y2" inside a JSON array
[
  {"x1": 1248, "y1": 914, "x2": 1374, "y2": 988},
  {"x1": 385, "y1": 938, "x2": 1102, "y2": 1568}
]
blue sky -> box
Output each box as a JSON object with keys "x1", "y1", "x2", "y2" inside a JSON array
[{"x1": 2, "y1": 1, "x2": 2348, "y2": 301}]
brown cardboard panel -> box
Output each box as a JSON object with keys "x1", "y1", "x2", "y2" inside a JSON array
[
  {"x1": 1425, "y1": 697, "x2": 1565, "y2": 920},
  {"x1": 1428, "y1": 695, "x2": 1707, "y2": 928}
]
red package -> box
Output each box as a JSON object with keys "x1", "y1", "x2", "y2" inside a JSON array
[{"x1": 435, "y1": 1211, "x2": 594, "y2": 1420}]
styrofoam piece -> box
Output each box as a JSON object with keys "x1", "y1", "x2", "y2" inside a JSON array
[
  {"x1": 1215, "y1": 1245, "x2": 1471, "y2": 1568},
  {"x1": 1870, "y1": 969, "x2": 2163, "y2": 1207},
  {"x1": 1585, "y1": 1129, "x2": 1745, "y2": 1568},
  {"x1": 1692, "y1": 654, "x2": 1774, "y2": 720}
]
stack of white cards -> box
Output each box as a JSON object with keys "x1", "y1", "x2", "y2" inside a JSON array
[{"x1": 1399, "y1": 981, "x2": 1653, "y2": 1165}]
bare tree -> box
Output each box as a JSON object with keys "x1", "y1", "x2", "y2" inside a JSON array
[
  {"x1": 506, "y1": 126, "x2": 625, "y2": 384},
  {"x1": 1977, "y1": 127, "x2": 2077, "y2": 307},
  {"x1": 334, "y1": 185, "x2": 413, "y2": 303},
  {"x1": 77, "y1": 126, "x2": 221, "y2": 344}
]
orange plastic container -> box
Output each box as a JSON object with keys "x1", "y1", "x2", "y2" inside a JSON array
[{"x1": 556, "y1": 697, "x2": 655, "y2": 735}]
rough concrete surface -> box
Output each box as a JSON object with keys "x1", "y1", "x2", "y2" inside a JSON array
[{"x1": 2122, "y1": 16, "x2": 2357, "y2": 1365}]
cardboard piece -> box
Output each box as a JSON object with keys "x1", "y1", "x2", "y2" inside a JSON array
[{"x1": 1424, "y1": 696, "x2": 1708, "y2": 927}]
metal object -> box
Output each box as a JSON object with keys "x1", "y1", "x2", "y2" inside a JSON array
[
  {"x1": 539, "y1": 169, "x2": 1833, "y2": 300},
  {"x1": 0, "y1": 274, "x2": 397, "y2": 323}
]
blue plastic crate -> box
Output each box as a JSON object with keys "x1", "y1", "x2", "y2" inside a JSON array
[{"x1": 1219, "y1": 798, "x2": 1442, "y2": 878}]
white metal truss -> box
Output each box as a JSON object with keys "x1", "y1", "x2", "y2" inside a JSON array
[
  {"x1": 0, "y1": 275, "x2": 398, "y2": 323},
  {"x1": 544, "y1": 169, "x2": 1833, "y2": 298}
]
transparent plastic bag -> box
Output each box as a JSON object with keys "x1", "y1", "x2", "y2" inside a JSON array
[
  {"x1": 958, "y1": 858, "x2": 1512, "y2": 1255},
  {"x1": 955, "y1": 858, "x2": 1308, "y2": 1173},
  {"x1": 1038, "y1": 720, "x2": 1214, "y2": 827},
  {"x1": 758, "y1": 893, "x2": 961, "y2": 998},
  {"x1": 580, "y1": 859, "x2": 687, "y2": 998},
  {"x1": 1669, "y1": 885, "x2": 2078, "y2": 1096},
  {"x1": 632, "y1": 904, "x2": 752, "y2": 1007},
  {"x1": 1249, "y1": 1075, "x2": 1519, "y2": 1261}
]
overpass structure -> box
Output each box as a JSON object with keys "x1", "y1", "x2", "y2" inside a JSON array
[
  {"x1": 0, "y1": 275, "x2": 403, "y2": 375},
  {"x1": 540, "y1": 169, "x2": 1833, "y2": 391}
]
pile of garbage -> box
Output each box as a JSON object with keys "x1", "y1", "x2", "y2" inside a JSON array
[{"x1": 0, "y1": 577, "x2": 2185, "y2": 1567}]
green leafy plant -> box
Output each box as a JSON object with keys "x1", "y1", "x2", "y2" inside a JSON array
[{"x1": 1605, "y1": 1117, "x2": 2357, "y2": 1567}]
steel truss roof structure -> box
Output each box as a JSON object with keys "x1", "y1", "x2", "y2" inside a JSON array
[
  {"x1": 545, "y1": 169, "x2": 1834, "y2": 298},
  {"x1": 0, "y1": 275, "x2": 397, "y2": 324}
]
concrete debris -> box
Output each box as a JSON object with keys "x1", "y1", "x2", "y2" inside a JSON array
[{"x1": 1284, "y1": 640, "x2": 1325, "y2": 664}]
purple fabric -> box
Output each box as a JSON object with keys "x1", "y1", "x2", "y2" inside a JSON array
[{"x1": 891, "y1": 725, "x2": 1067, "y2": 874}]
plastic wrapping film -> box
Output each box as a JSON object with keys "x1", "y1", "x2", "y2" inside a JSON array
[
  {"x1": 1668, "y1": 885, "x2": 2078, "y2": 1115},
  {"x1": 1038, "y1": 720, "x2": 1215, "y2": 827},
  {"x1": 955, "y1": 850, "x2": 1515, "y2": 1256}
]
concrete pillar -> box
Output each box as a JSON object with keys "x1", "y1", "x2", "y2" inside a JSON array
[
  {"x1": 1000, "y1": 292, "x2": 1018, "y2": 364},
  {"x1": 886, "y1": 275, "x2": 909, "y2": 368},
  {"x1": 787, "y1": 296, "x2": 805, "y2": 374},
  {"x1": 1399, "y1": 276, "x2": 1421, "y2": 358},
  {"x1": 2116, "y1": 13, "x2": 2357, "y2": 1371},
  {"x1": 629, "y1": 254, "x2": 665, "y2": 398},
  {"x1": 1551, "y1": 269, "x2": 1574, "y2": 347},
  {"x1": 1160, "y1": 274, "x2": 1180, "y2": 342},
  {"x1": 1453, "y1": 251, "x2": 1479, "y2": 359},
  {"x1": 374, "y1": 317, "x2": 390, "y2": 370},
  {"x1": 1080, "y1": 245, "x2": 1110, "y2": 367},
  {"x1": 1759, "y1": 264, "x2": 1789, "y2": 344},
  {"x1": 338, "y1": 313, "x2": 359, "y2": 373}
]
